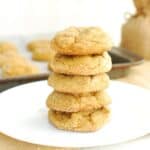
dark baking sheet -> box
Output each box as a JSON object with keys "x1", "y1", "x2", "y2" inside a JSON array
[
  {"x1": 110, "y1": 47, "x2": 143, "y2": 68},
  {"x1": 0, "y1": 47, "x2": 144, "y2": 92},
  {"x1": 108, "y1": 47, "x2": 144, "y2": 78}
]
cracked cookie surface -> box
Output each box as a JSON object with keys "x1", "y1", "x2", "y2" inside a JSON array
[
  {"x1": 48, "y1": 107, "x2": 110, "y2": 132},
  {"x1": 49, "y1": 52, "x2": 112, "y2": 75},
  {"x1": 48, "y1": 72, "x2": 109, "y2": 93},
  {"x1": 46, "y1": 91, "x2": 111, "y2": 112},
  {"x1": 51, "y1": 27, "x2": 112, "y2": 55}
]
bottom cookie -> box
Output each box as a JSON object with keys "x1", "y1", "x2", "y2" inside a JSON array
[{"x1": 48, "y1": 107, "x2": 110, "y2": 132}]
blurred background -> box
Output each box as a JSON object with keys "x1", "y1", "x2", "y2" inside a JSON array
[{"x1": 0, "y1": 0, "x2": 134, "y2": 45}]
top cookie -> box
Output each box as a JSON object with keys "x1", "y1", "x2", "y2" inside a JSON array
[{"x1": 51, "y1": 27, "x2": 112, "y2": 55}]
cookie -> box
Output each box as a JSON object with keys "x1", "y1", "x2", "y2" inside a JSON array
[
  {"x1": 51, "y1": 27, "x2": 112, "y2": 55},
  {"x1": 48, "y1": 107, "x2": 110, "y2": 132},
  {"x1": 46, "y1": 91, "x2": 111, "y2": 112},
  {"x1": 0, "y1": 52, "x2": 22, "y2": 67},
  {"x1": 48, "y1": 72, "x2": 109, "y2": 93},
  {"x1": 0, "y1": 42, "x2": 18, "y2": 53},
  {"x1": 32, "y1": 48, "x2": 56, "y2": 61},
  {"x1": 2, "y1": 60, "x2": 39, "y2": 78},
  {"x1": 0, "y1": 55, "x2": 5, "y2": 67},
  {"x1": 49, "y1": 52, "x2": 112, "y2": 75},
  {"x1": 27, "y1": 40, "x2": 51, "y2": 52}
]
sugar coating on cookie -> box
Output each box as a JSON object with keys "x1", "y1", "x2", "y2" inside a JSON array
[
  {"x1": 48, "y1": 107, "x2": 110, "y2": 132},
  {"x1": 48, "y1": 72, "x2": 109, "y2": 93},
  {"x1": 51, "y1": 27, "x2": 112, "y2": 55},
  {"x1": 47, "y1": 91, "x2": 111, "y2": 112},
  {"x1": 49, "y1": 52, "x2": 112, "y2": 75}
]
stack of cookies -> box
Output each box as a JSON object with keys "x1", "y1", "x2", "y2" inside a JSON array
[{"x1": 46, "y1": 27, "x2": 112, "y2": 132}]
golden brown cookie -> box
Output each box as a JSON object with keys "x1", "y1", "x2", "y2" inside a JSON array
[
  {"x1": 2, "y1": 60, "x2": 39, "y2": 78},
  {"x1": 0, "y1": 52, "x2": 22, "y2": 67},
  {"x1": 27, "y1": 40, "x2": 51, "y2": 52},
  {"x1": 51, "y1": 27, "x2": 112, "y2": 55},
  {"x1": 0, "y1": 55, "x2": 5, "y2": 67},
  {"x1": 48, "y1": 73, "x2": 109, "y2": 93},
  {"x1": 48, "y1": 107, "x2": 110, "y2": 132},
  {"x1": 0, "y1": 42, "x2": 18, "y2": 53},
  {"x1": 27, "y1": 40, "x2": 56, "y2": 62},
  {"x1": 46, "y1": 91, "x2": 111, "y2": 112},
  {"x1": 49, "y1": 52, "x2": 112, "y2": 75}
]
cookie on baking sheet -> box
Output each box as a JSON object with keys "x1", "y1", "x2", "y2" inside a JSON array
[
  {"x1": 0, "y1": 55, "x2": 5, "y2": 67},
  {"x1": 48, "y1": 107, "x2": 110, "y2": 132},
  {"x1": 46, "y1": 91, "x2": 111, "y2": 112},
  {"x1": 2, "y1": 59, "x2": 39, "y2": 78},
  {"x1": 49, "y1": 52, "x2": 112, "y2": 75},
  {"x1": 27, "y1": 40, "x2": 51, "y2": 51},
  {"x1": 48, "y1": 72, "x2": 109, "y2": 93},
  {"x1": 32, "y1": 47, "x2": 56, "y2": 61},
  {"x1": 0, "y1": 42, "x2": 18, "y2": 53},
  {"x1": 0, "y1": 51, "x2": 22, "y2": 67},
  {"x1": 50, "y1": 27, "x2": 112, "y2": 55}
]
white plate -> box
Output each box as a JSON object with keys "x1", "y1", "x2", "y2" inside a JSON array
[{"x1": 0, "y1": 81, "x2": 150, "y2": 148}]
